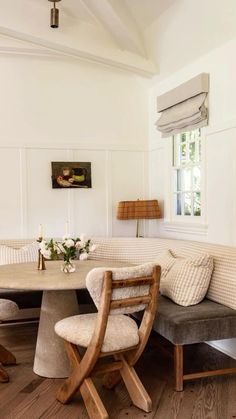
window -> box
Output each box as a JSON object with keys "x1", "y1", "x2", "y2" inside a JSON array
[{"x1": 172, "y1": 129, "x2": 202, "y2": 218}]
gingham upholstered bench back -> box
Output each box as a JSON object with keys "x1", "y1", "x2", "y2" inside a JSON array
[{"x1": 90, "y1": 237, "x2": 236, "y2": 311}]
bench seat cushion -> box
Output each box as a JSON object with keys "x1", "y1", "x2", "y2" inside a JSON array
[{"x1": 152, "y1": 295, "x2": 236, "y2": 345}]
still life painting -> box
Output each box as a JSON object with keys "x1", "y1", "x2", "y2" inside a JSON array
[{"x1": 51, "y1": 162, "x2": 92, "y2": 189}]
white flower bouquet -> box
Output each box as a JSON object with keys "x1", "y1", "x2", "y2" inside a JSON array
[{"x1": 39, "y1": 235, "x2": 97, "y2": 273}]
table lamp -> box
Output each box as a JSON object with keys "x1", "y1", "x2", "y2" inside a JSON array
[{"x1": 116, "y1": 199, "x2": 161, "y2": 237}]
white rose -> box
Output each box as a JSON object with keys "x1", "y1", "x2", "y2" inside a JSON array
[
  {"x1": 57, "y1": 243, "x2": 65, "y2": 253},
  {"x1": 79, "y1": 252, "x2": 88, "y2": 260},
  {"x1": 65, "y1": 239, "x2": 74, "y2": 248},
  {"x1": 62, "y1": 234, "x2": 71, "y2": 241},
  {"x1": 39, "y1": 240, "x2": 46, "y2": 251},
  {"x1": 89, "y1": 244, "x2": 97, "y2": 253},
  {"x1": 41, "y1": 249, "x2": 51, "y2": 259},
  {"x1": 79, "y1": 234, "x2": 87, "y2": 247},
  {"x1": 75, "y1": 241, "x2": 81, "y2": 249}
]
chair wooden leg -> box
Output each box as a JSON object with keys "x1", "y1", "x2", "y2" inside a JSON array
[
  {"x1": 57, "y1": 342, "x2": 84, "y2": 404},
  {"x1": 119, "y1": 355, "x2": 152, "y2": 413},
  {"x1": 80, "y1": 377, "x2": 109, "y2": 419},
  {"x1": 0, "y1": 364, "x2": 9, "y2": 383},
  {"x1": 174, "y1": 345, "x2": 183, "y2": 392},
  {"x1": 57, "y1": 341, "x2": 97, "y2": 405},
  {"x1": 0, "y1": 344, "x2": 16, "y2": 365}
]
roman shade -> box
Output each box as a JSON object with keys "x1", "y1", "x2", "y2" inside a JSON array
[{"x1": 156, "y1": 73, "x2": 209, "y2": 137}]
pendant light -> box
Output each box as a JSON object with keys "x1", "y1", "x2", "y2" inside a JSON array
[{"x1": 48, "y1": 0, "x2": 61, "y2": 28}]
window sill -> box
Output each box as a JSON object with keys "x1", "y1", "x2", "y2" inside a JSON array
[{"x1": 163, "y1": 221, "x2": 208, "y2": 236}]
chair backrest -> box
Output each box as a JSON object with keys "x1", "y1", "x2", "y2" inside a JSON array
[{"x1": 86, "y1": 263, "x2": 159, "y2": 315}]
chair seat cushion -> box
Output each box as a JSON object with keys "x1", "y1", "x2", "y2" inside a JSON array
[
  {"x1": 55, "y1": 313, "x2": 139, "y2": 353},
  {"x1": 0, "y1": 298, "x2": 19, "y2": 320},
  {"x1": 152, "y1": 295, "x2": 236, "y2": 345}
]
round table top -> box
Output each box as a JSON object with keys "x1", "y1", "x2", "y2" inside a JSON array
[{"x1": 0, "y1": 260, "x2": 130, "y2": 291}]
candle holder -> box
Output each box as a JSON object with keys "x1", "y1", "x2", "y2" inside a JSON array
[{"x1": 37, "y1": 237, "x2": 46, "y2": 271}]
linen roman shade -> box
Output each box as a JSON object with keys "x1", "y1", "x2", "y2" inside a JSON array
[{"x1": 156, "y1": 73, "x2": 209, "y2": 137}]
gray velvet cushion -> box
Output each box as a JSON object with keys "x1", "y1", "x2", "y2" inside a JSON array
[{"x1": 151, "y1": 295, "x2": 236, "y2": 345}]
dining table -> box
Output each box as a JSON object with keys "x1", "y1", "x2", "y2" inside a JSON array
[{"x1": 0, "y1": 259, "x2": 130, "y2": 379}]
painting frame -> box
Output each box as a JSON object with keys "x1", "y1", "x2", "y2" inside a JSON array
[{"x1": 51, "y1": 162, "x2": 92, "y2": 189}]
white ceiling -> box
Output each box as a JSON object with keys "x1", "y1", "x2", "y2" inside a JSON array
[
  {"x1": 124, "y1": 0, "x2": 178, "y2": 30},
  {"x1": 60, "y1": 0, "x2": 177, "y2": 28},
  {"x1": 0, "y1": 0, "x2": 236, "y2": 78}
]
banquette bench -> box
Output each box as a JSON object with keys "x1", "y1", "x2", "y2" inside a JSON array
[
  {"x1": 90, "y1": 237, "x2": 236, "y2": 391},
  {"x1": 1, "y1": 237, "x2": 236, "y2": 391}
]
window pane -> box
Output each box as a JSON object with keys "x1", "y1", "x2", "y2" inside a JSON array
[
  {"x1": 173, "y1": 129, "x2": 202, "y2": 219},
  {"x1": 185, "y1": 131, "x2": 191, "y2": 142},
  {"x1": 174, "y1": 193, "x2": 182, "y2": 215},
  {"x1": 190, "y1": 129, "x2": 200, "y2": 141},
  {"x1": 174, "y1": 169, "x2": 181, "y2": 191},
  {"x1": 193, "y1": 192, "x2": 201, "y2": 216},
  {"x1": 189, "y1": 142, "x2": 196, "y2": 162},
  {"x1": 193, "y1": 166, "x2": 201, "y2": 190},
  {"x1": 181, "y1": 132, "x2": 187, "y2": 142},
  {"x1": 199, "y1": 139, "x2": 201, "y2": 161},
  {"x1": 183, "y1": 169, "x2": 191, "y2": 191},
  {"x1": 180, "y1": 142, "x2": 187, "y2": 164},
  {"x1": 183, "y1": 193, "x2": 191, "y2": 215}
]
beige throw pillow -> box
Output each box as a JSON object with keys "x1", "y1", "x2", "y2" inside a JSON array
[
  {"x1": 159, "y1": 250, "x2": 214, "y2": 306},
  {"x1": 0, "y1": 242, "x2": 39, "y2": 265}
]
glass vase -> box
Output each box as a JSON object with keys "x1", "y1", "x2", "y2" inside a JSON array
[{"x1": 61, "y1": 259, "x2": 76, "y2": 274}]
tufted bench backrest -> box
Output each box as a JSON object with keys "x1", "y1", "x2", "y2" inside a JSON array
[{"x1": 90, "y1": 237, "x2": 236, "y2": 312}]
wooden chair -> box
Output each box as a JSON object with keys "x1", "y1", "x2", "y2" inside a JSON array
[
  {"x1": 55, "y1": 263, "x2": 161, "y2": 419},
  {"x1": 0, "y1": 299, "x2": 19, "y2": 382}
]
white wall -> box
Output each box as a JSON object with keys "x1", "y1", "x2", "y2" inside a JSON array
[
  {"x1": 0, "y1": 54, "x2": 149, "y2": 239},
  {"x1": 149, "y1": 36, "x2": 236, "y2": 358},
  {"x1": 145, "y1": 0, "x2": 236, "y2": 76}
]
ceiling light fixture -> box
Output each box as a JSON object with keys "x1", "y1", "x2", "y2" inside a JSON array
[{"x1": 48, "y1": 0, "x2": 61, "y2": 29}]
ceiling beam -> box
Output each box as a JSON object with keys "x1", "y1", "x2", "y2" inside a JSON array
[
  {"x1": 0, "y1": 26, "x2": 156, "y2": 78},
  {"x1": 80, "y1": 0, "x2": 146, "y2": 56}
]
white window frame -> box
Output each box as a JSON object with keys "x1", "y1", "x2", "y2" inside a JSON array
[{"x1": 170, "y1": 128, "x2": 206, "y2": 224}]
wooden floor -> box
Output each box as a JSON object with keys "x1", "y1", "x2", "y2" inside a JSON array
[{"x1": 0, "y1": 323, "x2": 236, "y2": 419}]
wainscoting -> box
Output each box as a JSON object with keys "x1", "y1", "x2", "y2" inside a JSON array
[{"x1": 0, "y1": 144, "x2": 147, "y2": 239}]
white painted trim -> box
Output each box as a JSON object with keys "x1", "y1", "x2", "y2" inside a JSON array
[
  {"x1": 0, "y1": 142, "x2": 147, "y2": 152},
  {"x1": 80, "y1": 0, "x2": 146, "y2": 56},
  {"x1": 67, "y1": 150, "x2": 76, "y2": 236},
  {"x1": 163, "y1": 221, "x2": 208, "y2": 235},
  {"x1": 148, "y1": 145, "x2": 165, "y2": 152},
  {"x1": 1, "y1": 145, "x2": 146, "y2": 239},
  {"x1": 206, "y1": 118, "x2": 236, "y2": 137},
  {"x1": 105, "y1": 150, "x2": 113, "y2": 237},
  {"x1": 0, "y1": 26, "x2": 156, "y2": 78},
  {"x1": 19, "y1": 148, "x2": 28, "y2": 239},
  {"x1": 142, "y1": 151, "x2": 149, "y2": 237},
  {"x1": 0, "y1": 46, "x2": 61, "y2": 57},
  {"x1": 207, "y1": 342, "x2": 236, "y2": 361}
]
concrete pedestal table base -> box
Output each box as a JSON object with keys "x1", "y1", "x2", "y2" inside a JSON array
[{"x1": 33, "y1": 290, "x2": 79, "y2": 378}]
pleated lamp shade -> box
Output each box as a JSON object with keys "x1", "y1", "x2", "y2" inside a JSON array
[{"x1": 117, "y1": 199, "x2": 161, "y2": 237}]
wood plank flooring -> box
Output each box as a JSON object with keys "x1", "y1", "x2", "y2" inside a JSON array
[{"x1": 0, "y1": 323, "x2": 236, "y2": 419}]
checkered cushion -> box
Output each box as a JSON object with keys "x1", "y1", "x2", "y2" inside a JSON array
[
  {"x1": 159, "y1": 250, "x2": 213, "y2": 306},
  {"x1": 0, "y1": 242, "x2": 39, "y2": 265}
]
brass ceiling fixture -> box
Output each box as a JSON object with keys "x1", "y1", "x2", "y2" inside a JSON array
[{"x1": 48, "y1": 0, "x2": 61, "y2": 28}]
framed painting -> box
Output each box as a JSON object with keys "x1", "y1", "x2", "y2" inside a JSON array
[{"x1": 51, "y1": 162, "x2": 92, "y2": 189}]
